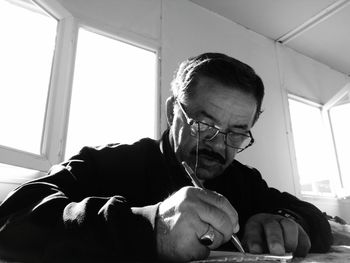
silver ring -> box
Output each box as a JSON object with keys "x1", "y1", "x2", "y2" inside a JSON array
[{"x1": 200, "y1": 226, "x2": 215, "y2": 246}]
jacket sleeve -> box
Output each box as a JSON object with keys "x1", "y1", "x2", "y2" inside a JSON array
[
  {"x1": 248, "y1": 168, "x2": 333, "y2": 253},
  {"x1": 0, "y1": 146, "x2": 159, "y2": 262}
]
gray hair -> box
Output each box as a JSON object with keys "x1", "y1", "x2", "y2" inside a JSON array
[{"x1": 170, "y1": 53, "x2": 265, "y2": 123}]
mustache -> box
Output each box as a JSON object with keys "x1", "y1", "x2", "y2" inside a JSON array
[{"x1": 191, "y1": 148, "x2": 225, "y2": 164}]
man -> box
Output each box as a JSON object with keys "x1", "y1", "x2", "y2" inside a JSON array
[{"x1": 0, "y1": 53, "x2": 332, "y2": 262}]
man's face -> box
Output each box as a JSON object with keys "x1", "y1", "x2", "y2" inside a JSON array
[{"x1": 168, "y1": 76, "x2": 257, "y2": 181}]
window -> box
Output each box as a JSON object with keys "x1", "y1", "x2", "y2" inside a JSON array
[
  {"x1": 288, "y1": 95, "x2": 338, "y2": 196},
  {"x1": 288, "y1": 89, "x2": 350, "y2": 198},
  {"x1": 0, "y1": 0, "x2": 64, "y2": 181},
  {"x1": 65, "y1": 28, "x2": 157, "y2": 158},
  {"x1": 0, "y1": 1, "x2": 158, "y2": 184},
  {"x1": 325, "y1": 83, "x2": 350, "y2": 197},
  {"x1": 329, "y1": 103, "x2": 350, "y2": 191},
  {"x1": 0, "y1": 0, "x2": 57, "y2": 154}
]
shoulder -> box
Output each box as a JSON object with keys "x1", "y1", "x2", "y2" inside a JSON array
[
  {"x1": 223, "y1": 160, "x2": 268, "y2": 192},
  {"x1": 75, "y1": 137, "x2": 159, "y2": 157},
  {"x1": 66, "y1": 138, "x2": 161, "y2": 168},
  {"x1": 229, "y1": 160, "x2": 262, "y2": 178}
]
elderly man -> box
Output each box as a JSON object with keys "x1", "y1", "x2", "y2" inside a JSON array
[{"x1": 0, "y1": 53, "x2": 332, "y2": 262}]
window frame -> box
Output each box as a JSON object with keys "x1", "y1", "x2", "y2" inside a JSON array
[
  {"x1": 62, "y1": 26, "x2": 160, "y2": 160},
  {"x1": 0, "y1": 0, "x2": 160, "y2": 183},
  {"x1": 0, "y1": 0, "x2": 75, "y2": 181}
]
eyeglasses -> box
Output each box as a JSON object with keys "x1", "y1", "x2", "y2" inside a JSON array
[{"x1": 177, "y1": 100, "x2": 254, "y2": 152}]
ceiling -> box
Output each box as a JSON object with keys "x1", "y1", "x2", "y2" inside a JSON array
[{"x1": 190, "y1": 0, "x2": 350, "y2": 76}]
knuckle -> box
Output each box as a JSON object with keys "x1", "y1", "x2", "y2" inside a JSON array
[
  {"x1": 183, "y1": 186, "x2": 199, "y2": 199},
  {"x1": 177, "y1": 187, "x2": 200, "y2": 211},
  {"x1": 216, "y1": 212, "x2": 228, "y2": 230},
  {"x1": 204, "y1": 202, "x2": 215, "y2": 217},
  {"x1": 281, "y1": 217, "x2": 297, "y2": 231},
  {"x1": 177, "y1": 199, "x2": 191, "y2": 212},
  {"x1": 262, "y1": 218, "x2": 275, "y2": 229},
  {"x1": 214, "y1": 192, "x2": 226, "y2": 206},
  {"x1": 181, "y1": 186, "x2": 196, "y2": 200},
  {"x1": 181, "y1": 186, "x2": 193, "y2": 195}
]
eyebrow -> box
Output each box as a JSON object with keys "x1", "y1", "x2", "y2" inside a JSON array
[{"x1": 198, "y1": 110, "x2": 249, "y2": 131}]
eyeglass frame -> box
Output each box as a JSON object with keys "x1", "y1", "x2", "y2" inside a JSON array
[{"x1": 176, "y1": 100, "x2": 254, "y2": 153}]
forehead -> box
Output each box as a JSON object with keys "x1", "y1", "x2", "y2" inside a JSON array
[{"x1": 188, "y1": 77, "x2": 257, "y2": 128}]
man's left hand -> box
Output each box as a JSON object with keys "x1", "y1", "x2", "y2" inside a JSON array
[{"x1": 242, "y1": 213, "x2": 311, "y2": 257}]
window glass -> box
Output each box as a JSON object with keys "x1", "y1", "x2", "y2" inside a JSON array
[
  {"x1": 329, "y1": 102, "x2": 350, "y2": 191},
  {"x1": 288, "y1": 97, "x2": 337, "y2": 195},
  {"x1": 65, "y1": 28, "x2": 157, "y2": 158},
  {"x1": 0, "y1": 0, "x2": 57, "y2": 154}
]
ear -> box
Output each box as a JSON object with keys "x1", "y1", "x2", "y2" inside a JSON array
[{"x1": 166, "y1": 96, "x2": 175, "y2": 127}]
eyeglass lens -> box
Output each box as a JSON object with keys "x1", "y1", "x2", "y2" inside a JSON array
[{"x1": 190, "y1": 122, "x2": 251, "y2": 149}]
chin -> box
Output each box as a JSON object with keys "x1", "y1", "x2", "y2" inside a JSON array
[{"x1": 196, "y1": 166, "x2": 221, "y2": 181}]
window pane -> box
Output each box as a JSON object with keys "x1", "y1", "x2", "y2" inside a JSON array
[
  {"x1": 329, "y1": 103, "x2": 350, "y2": 190},
  {"x1": 288, "y1": 98, "x2": 337, "y2": 195},
  {"x1": 0, "y1": 0, "x2": 57, "y2": 154},
  {"x1": 65, "y1": 29, "x2": 157, "y2": 158}
]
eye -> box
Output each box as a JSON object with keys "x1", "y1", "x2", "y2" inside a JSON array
[
  {"x1": 231, "y1": 128, "x2": 249, "y2": 135},
  {"x1": 197, "y1": 121, "x2": 216, "y2": 132},
  {"x1": 227, "y1": 131, "x2": 249, "y2": 141}
]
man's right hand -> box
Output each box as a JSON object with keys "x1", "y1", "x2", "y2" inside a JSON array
[{"x1": 155, "y1": 186, "x2": 239, "y2": 262}]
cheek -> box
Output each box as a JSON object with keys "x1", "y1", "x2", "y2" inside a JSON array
[
  {"x1": 172, "y1": 120, "x2": 189, "y2": 149},
  {"x1": 172, "y1": 120, "x2": 184, "y2": 147},
  {"x1": 225, "y1": 148, "x2": 237, "y2": 164},
  {"x1": 172, "y1": 123, "x2": 196, "y2": 156}
]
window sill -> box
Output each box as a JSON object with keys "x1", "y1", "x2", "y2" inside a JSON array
[
  {"x1": 301, "y1": 194, "x2": 338, "y2": 203},
  {"x1": 0, "y1": 171, "x2": 45, "y2": 184}
]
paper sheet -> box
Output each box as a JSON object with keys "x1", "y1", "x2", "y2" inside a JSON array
[{"x1": 191, "y1": 251, "x2": 293, "y2": 263}]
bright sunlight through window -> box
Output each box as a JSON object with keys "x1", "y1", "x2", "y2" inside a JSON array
[
  {"x1": 65, "y1": 28, "x2": 157, "y2": 159},
  {"x1": 288, "y1": 96, "x2": 338, "y2": 196},
  {"x1": 0, "y1": 0, "x2": 57, "y2": 154},
  {"x1": 329, "y1": 102, "x2": 350, "y2": 192}
]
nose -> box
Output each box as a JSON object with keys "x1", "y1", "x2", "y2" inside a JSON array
[{"x1": 206, "y1": 132, "x2": 227, "y2": 156}]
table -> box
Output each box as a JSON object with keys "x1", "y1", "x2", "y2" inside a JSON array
[
  {"x1": 1, "y1": 246, "x2": 349, "y2": 262},
  {"x1": 192, "y1": 246, "x2": 350, "y2": 262},
  {"x1": 293, "y1": 245, "x2": 350, "y2": 262}
]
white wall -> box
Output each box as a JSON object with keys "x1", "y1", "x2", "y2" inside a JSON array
[
  {"x1": 162, "y1": 2, "x2": 349, "y2": 222},
  {"x1": 277, "y1": 45, "x2": 349, "y2": 104},
  {"x1": 58, "y1": 0, "x2": 161, "y2": 43},
  {"x1": 3, "y1": 0, "x2": 350, "y2": 220},
  {"x1": 161, "y1": 0, "x2": 297, "y2": 194}
]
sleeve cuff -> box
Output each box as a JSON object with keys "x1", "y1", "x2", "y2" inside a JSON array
[
  {"x1": 131, "y1": 202, "x2": 161, "y2": 231},
  {"x1": 273, "y1": 208, "x2": 310, "y2": 235}
]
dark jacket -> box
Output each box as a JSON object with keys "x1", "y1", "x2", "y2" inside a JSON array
[{"x1": 0, "y1": 130, "x2": 332, "y2": 262}]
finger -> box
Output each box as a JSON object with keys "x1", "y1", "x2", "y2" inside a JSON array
[
  {"x1": 200, "y1": 225, "x2": 215, "y2": 246},
  {"x1": 156, "y1": 208, "x2": 210, "y2": 262},
  {"x1": 200, "y1": 225, "x2": 224, "y2": 250},
  {"x1": 178, "y1": 232, "x2": 210, "y2": 262},
  {"x1": 179, "y1": 187, "x2": 236, "y2": 244},
  {"x1": 208, "y1": 227, "x2": 224, "y2": 250},
  {"x1": 294, "y1": 225, "x2": 311, "y2": 257},
  {"x1": 263, "y1": 219, "x2": 285, "y2": 255},
  {"x1": 189, "y1": 211, "x2": 224, "y2": 249},
  {"x1": 196, "y1": 201, "x2": 234, "y2": 243},
  {"x1": 183, "y1": 188, "x2": 234, "y2": 242},
  {"x1": 179, "y1": 215, "x2": 212, "y2": 261},
  {"x1": 280, "y1": 218, "x2": 298, "y2": 253},
  {"x1": 243, "y1": 219, "x2": 264, "y2": 254},
  {"x1": 196, "y1": 189, "x2": 239, "y2": 231}
]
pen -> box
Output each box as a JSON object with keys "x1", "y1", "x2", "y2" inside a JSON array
[{"x1": 181, "y1": 161, "x2": 246, "y2": 254}]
